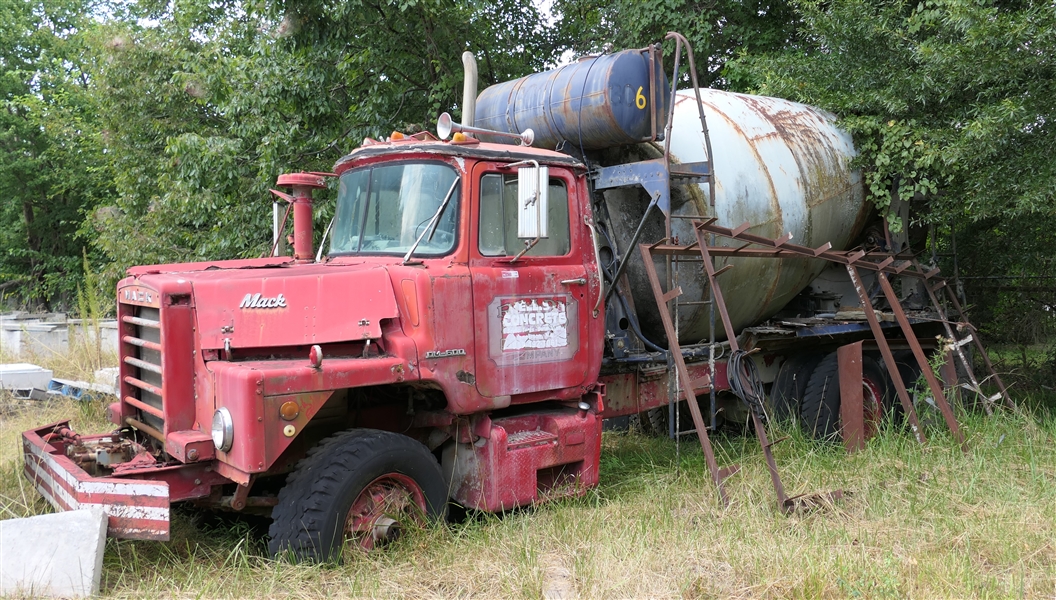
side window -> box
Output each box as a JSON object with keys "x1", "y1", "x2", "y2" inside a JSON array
[{"x1": 479, "y1": 173, "x2": 570, "y2": 256}]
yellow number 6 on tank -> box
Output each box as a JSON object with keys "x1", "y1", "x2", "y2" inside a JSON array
[{"x1": 635, "y1": 86, "x2": 647, "y2": 109}]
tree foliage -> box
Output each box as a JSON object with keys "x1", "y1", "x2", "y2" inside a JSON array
[
  {"x1": 736, "y1": 0, "x2": 1056, "y2": 349},
  {"x1": 552, "y1": 0, "x2": 800, "y2": 88},
  {"x1": 0, "y1": 0, "x2": 111, "y2": 308},
  {"x1": 85, "y1": 0, "x2": 558, "y2": 290},
  {"x1": 737, "y1": 0, "x2": 1056, "y2": 226}
]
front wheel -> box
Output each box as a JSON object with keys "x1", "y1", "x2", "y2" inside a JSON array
[{"x1": 268, "y1": 429, "x2": 447, "y2": 562}]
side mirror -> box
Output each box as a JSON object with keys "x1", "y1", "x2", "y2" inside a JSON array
[{"x1": 517, "y1": 164, "x2": 548, "y2": 239}]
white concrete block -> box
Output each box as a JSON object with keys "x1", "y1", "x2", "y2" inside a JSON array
[
  {"x1": 23, "y1": 323, "x2": 70, "y2": 357},
  {"x1": 93, "y1": 367, "x2": 120, "y2": 392},
  {"x1": 0, "y1": 327, "x2": 22, "y2": 355},
  {"x1": 0, "y1": 508, "x2": 108, "y2": 598},
  {"x1": 0, "y1": 364, "x2": 54, "y2": 390},
  {"x1": 1, "y1": 317, "x2": 119, "y2": 357}
]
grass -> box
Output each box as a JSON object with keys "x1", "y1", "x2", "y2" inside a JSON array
[
  {"x1": 3, "y1": 328, "x2": 1054, "y2": 597},
  {"x1": 2, "y1": 387, "x2": 1055, "y2": 598}
]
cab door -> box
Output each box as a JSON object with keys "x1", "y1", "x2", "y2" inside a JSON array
[{"x1": 468, "y1": 161, "x2": 600, "y2": 399}]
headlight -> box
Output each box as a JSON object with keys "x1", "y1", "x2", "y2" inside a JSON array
[{"x1": 212, "y1": 407, "x2": 234, "y2": 452}]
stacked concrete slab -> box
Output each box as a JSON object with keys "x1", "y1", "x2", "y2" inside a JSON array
[
  {"x1": 1, "y1": 312, "x2": 118, "y2": 358},
  {"x1": 0, "y1": 363, "x2": 53, "y2": 390},
  {"x1": 0, "y1": 364, "x2": 120, "y2": 399}
]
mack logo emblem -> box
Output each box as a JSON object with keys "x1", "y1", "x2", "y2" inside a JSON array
[
  {"x1": 122, "y1": 289, "x2": 153, "y2": 303},
  {"x1": 239, "y1": 293, "x2": 287, "y2": 309},
  {"x1": 425, "y1": 349, "x2": 466, "y2": 359}
]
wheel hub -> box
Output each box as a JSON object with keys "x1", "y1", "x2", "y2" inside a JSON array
[
  {"x1": 344, "y1": 473, "x2": 427, "y2": 551},
  {"x1": 861, "y1": 378, "x2": 884, "y2": 438}
]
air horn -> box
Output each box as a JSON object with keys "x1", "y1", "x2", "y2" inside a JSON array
[{"x1": 436, "y1": 112, "x2": 534, "y2": 146}]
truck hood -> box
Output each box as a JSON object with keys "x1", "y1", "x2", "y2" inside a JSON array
[{"x1": 182, "y1": 265, "x2": 399, "y2": 351}]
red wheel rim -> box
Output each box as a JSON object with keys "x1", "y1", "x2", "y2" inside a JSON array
[
  {"x1": 343, "y1": 473, "x2": 427, "y2": 552},
  {"x1": 861, "y1": 377, "x2": 885, "y2": 439}
]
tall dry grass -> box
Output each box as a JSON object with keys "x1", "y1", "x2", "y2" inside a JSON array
[{"x1": 3, "y1": 390, "x2": 1052, "y2": 598}]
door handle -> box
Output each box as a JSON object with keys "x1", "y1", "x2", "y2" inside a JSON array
[{"x1": 561, "y1": 278, "x2": 587, "y2": 286}]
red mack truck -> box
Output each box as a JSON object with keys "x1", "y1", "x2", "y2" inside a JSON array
[{"x1": 24, "y1": 37, "x2": 989, "y2": 562}]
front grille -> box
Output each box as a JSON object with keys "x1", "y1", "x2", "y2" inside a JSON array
[{"x1": 121, "y1": 306, "x2": 165, "y2": 433}]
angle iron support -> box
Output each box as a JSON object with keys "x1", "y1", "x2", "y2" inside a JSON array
[
  {"x1": 875, "y1": 272, "x2": 967, "y2": 452},
  {"x1": 639, "y1": 242, "x2": 734, "y2": 506},
  {"x1": 694, "y1": 222, "x2": 934, "y2": 279},
  {"x1": 938, "y1": 283, "x2": 1014, "y2": 409},
  {"x1": 912, "y1": 260, "x2": 995, "y2": 414},
  {"x1": 846, "y1": 265, "x2": 927, "y2": 445},
  {"x1": 693, "y1": 229, "x2": 791, "y2": 511},
  {"x1": 693, "y1": 231, "x2": 738, "y2": 347}
]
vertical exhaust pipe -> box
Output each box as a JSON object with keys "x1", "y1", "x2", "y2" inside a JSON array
[
  {"x1": 272, "y1": 201, "x2": 281, "y2": 256},
  {"x1": 461, "y1": 51, "x2": 477, "y2": 127},
  {"x1": 276, "y1": 173, "x2": 327, "y2": 261}
]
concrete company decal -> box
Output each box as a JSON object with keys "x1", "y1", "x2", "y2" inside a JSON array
[
  {"x1": 500, "y1": 299, "x2": 568, "y2": 351},
  {"x1": 239, "y1": 293, "x2": 287, "y2": 309}
]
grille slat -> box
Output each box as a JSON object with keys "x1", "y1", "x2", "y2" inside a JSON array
[
  {"x1": 124, "y1": 356, "x2": 163, "y2": 375},
  {"x1": 124, "y1": 375, "x2": 163, "y2": 397},
  {"x1": 123, "y1": 395, "x2": 165, "y2": 419},
  {"x1": 130, "y1": 306, "x2": 164, "y2": 432},
  {"x1": 122, "y1": 335, "x2": 163, "y2": 352},
  {"x1": 122, "y1": 315, "x2": 161, "y2": 328}
]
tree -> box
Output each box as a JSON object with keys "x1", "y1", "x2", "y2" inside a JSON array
[
  {"x1": 735, "y1": 0, "x2": 1056, "y2": 225},
  {"x1": 736, "y1": 0, "x2": 1056, "y2": 370},
  {"x1": 0, "y1": 0, "x2": 111, "y2": 309},
  {"x1": 551, "y1": 0, "x2": 800, "y2": 88},
  {"x1": 88, "y1": 0, "x2": 557, "y2": 288}
]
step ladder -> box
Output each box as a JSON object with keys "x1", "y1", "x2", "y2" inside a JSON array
[
  {"x1": 638, "y1": 229, "x2": 793, "y2": 509},
  {"x1": 592, "y1": 33, "x2": 803, "y2": 510}
]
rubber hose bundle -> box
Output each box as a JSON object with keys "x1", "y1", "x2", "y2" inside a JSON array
[{"x1": 728, "y1": 350, "x2": 767, "y2": 421}]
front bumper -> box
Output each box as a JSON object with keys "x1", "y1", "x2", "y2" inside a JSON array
[{"x1": 22, "y1": 422, "x2": 171, "y2": 540}]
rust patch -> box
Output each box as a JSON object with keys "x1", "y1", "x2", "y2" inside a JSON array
[
  {"x1": 456, "y1": 370, "x2": 475, "y2": 385},
  {"x1": 785, "y1": 490, "x2": 848, "y2": 515},
  {"x1": 700, "y1": 98, "x2": 784, "y2": 225}
]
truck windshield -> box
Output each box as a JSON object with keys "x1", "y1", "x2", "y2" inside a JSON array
[{"x1": 329, "y1": 162, "x2": 460, "y2": 256}]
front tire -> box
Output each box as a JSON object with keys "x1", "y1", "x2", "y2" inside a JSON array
[{"x1": 268, "y1": 429, "x2": 447, "y2": 562}]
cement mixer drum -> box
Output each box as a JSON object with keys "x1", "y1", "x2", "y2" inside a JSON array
[{"x1": 601, "y1": 89, "x2": 869, "y2": 342}]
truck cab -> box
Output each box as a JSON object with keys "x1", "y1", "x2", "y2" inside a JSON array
[{"x1": 24, "y1": 135, "x2": 609, "y2": 561}]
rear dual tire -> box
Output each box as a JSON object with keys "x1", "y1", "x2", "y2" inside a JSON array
[
  {"x1": 800, "y1": 351, "x2": 892, "y2": 440},
  {"x1": 769, "y1": 354, "x2": 825, "y2": 422}
]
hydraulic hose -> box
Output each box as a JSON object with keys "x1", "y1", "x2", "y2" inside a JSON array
[
  {"x1": 728, "y1": 350, "x2": 767, "y2": 421},
  {"x1": 595, "y1": 219, "x2": 667, "y2": 354},
  {"x1": 613, "y1": 287, "x2": 666, "y2": 354}
]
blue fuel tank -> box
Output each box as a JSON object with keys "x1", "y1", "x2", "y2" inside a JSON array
[{"x1": 474, "y1": 49, "x2": 669, "y2": 150}]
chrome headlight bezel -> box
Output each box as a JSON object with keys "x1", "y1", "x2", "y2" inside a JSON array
[{"x1": 211, "y1": 407, "x2": 234, "y2": 452}]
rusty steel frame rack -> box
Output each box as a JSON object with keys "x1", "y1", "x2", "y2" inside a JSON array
[{"x1": 639, "y1": 217, "x2": 1013, "y2": 509}]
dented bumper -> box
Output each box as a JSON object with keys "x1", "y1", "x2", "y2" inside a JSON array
[{"x1": 22, "y1": 422, "x2": 171, "y2": 540}]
